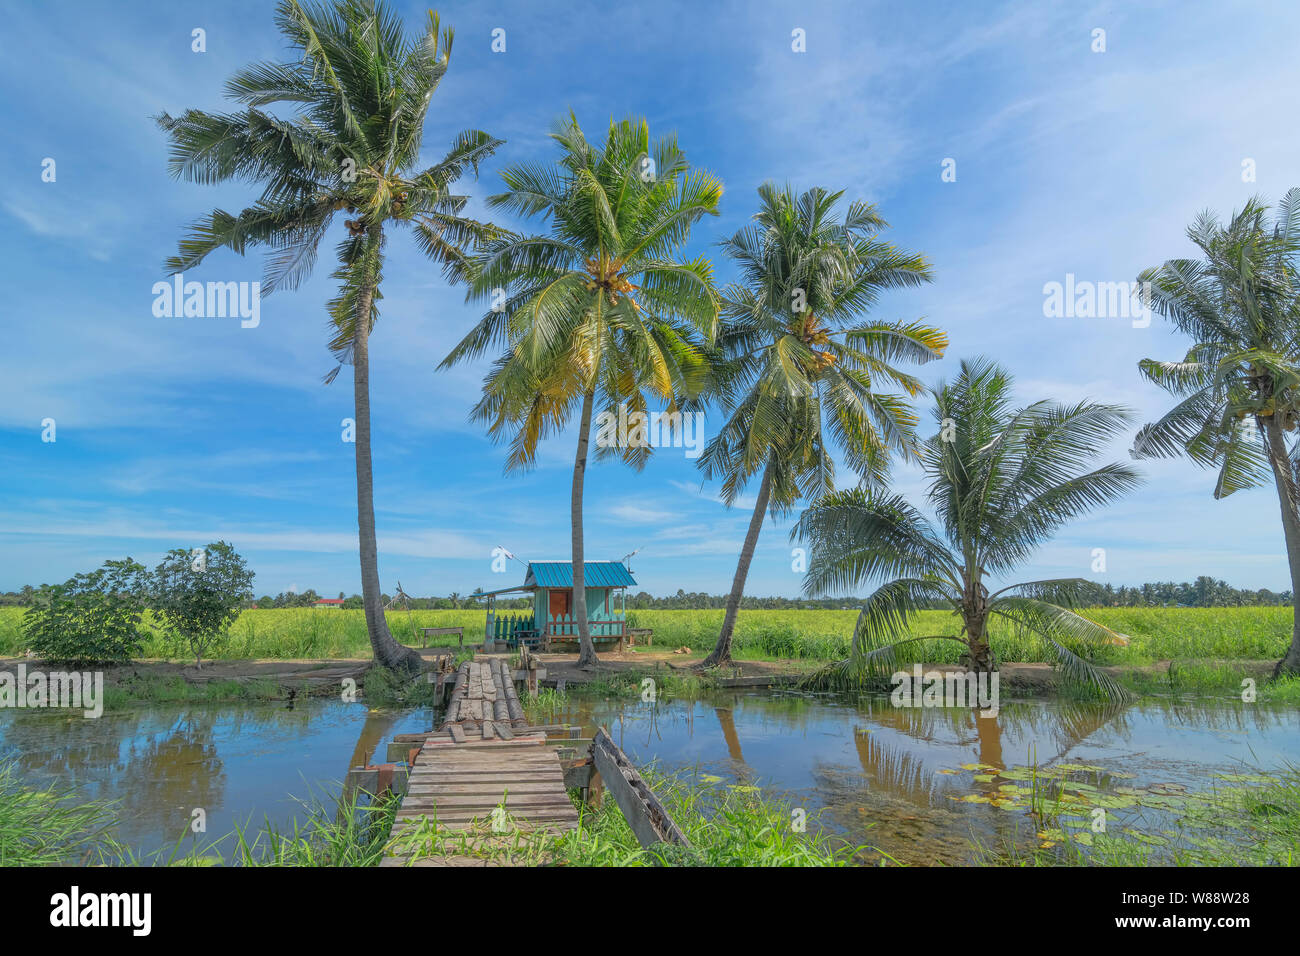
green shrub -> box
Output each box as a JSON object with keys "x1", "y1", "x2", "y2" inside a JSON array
[
  {"x1": 22, "y1": 559, "x2": 149, "y2": 664},
  {"x1": 151, "y1": 541, "x2": 254, "y2": 667}
]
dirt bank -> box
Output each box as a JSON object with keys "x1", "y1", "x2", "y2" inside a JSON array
[{"x1": 0, "y1": 657, "x2": 371, "y2": 694}]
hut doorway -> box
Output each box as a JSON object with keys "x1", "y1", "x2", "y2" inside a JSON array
[{"x1": 548, "y1": 589, "x2": 572, "y2": 618}]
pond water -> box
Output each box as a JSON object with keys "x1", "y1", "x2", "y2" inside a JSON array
[
  {"x1": 0, "y1": 700, "x2": 435, "y2": 860},
  {"x1": 2, "y1": 691, "x2": 1297, "y2": 863},
  {"x1": 574, "y1": 691, "x2": 1300, "y2": 863}
]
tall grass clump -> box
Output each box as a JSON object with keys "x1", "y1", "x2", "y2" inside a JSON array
[
  {"x1": 0, "y1": 763, "x2": 119, "y2": 865},
  {"x1": 361, "y1": 665, "x2": 440, "y2": 707},
  {"x1": 117, "y1": 788, "x2": 400, "y2": 867}
]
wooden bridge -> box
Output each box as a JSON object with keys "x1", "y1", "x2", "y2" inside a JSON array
[{"x1": 353, "y1": 653, "x2": 690, "y2": 866}]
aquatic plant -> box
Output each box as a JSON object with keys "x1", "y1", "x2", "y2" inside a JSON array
[
  {"x1": 523, "y1": 687, "x2": 569, "y2": 723},
  {"x1": 361, "y1": 664, "x2": 440, "y2": 707}
]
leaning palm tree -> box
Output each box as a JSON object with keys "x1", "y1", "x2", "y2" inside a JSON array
[
  {"x1": 442, "y1": 115, "x2": 721, "y2": 667},
  {"x1": 796, "y1": 358, "x2": 1141, "y2": 697},
  {"x1": 697, "y1": 184, "x2": 945, "y2": 667},
  {"x1": 1132, "y1": 189, "x2": 1300, "y2": 676},
  {"x1": 157, "y1": 0, "x2": 502, "y2": 671}
]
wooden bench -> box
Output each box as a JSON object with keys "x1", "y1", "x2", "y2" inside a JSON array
[
  {"x1": 419, "y1": 626, "x2": 464, "y2": 647},
  {"x1": 626, "y1": 627, "x2": 653, "y2": 647}
]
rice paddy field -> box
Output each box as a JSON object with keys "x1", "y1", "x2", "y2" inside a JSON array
[{"x1": 0, "y1": 605, "x2": 1291, "y2": 666}]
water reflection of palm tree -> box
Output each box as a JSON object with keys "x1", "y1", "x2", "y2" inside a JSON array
[
  {"x1": 973, "y1": 711, "x2": 1004, "y2": 770},
  {"x1": 346, "y1": 707, "x2": 407, "y2": 774},
  {"x1": 1039, "y1": 700, "x2": 1130, "y2": 767},
  {"x1": 714, "y1": 707, "x2": 751, "y2": 777},
  {"x1": 850, "y1": 727, "x2": 935, "y2": 804},
  {"x1": 857, "y1": 697, "x2": 945, "y2": 742}
]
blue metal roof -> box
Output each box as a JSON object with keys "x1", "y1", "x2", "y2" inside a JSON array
[{"x1": 524, "y1": 561, "x2": 636, "y2": 588}]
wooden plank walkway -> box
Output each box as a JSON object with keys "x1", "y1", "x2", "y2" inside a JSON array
[{"x1": 382, "y1": 659, "x2": 579, "y2": 867}]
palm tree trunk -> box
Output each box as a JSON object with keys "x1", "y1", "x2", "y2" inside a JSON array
[
  {"x1": 963, "y1": 615, "x2": 993, "y2": 672},
  {"x1": 702, "y1": 461, "x2": 773, "y2": 668},
  {"x1": 352, "y1": 255, "x2": 421, "y2": 674},
  {"x1": 572, "y1": 388, "x2": 598, "y2": 668},
  {"x1": 1262, "y1": 416, "x2": 1300, "y2": 676},
  {"x1": 961, "y1": 575, "x2": 993, "y2": 673}
]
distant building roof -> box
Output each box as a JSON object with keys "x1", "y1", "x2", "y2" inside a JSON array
[
  {"x1": 524, "y1": 561, "x2": 636, "y2": 589},
  {"x1": 314, "y1": 598, "x2": 345, "y2": 604}
]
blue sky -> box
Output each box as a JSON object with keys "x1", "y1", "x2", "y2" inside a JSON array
[{"x1": 2, "y1": 0, "x2": 1299, "y2": 599}]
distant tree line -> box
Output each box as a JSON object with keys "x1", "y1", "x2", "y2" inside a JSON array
[
  {"x1": 246, "y1": 591, "x2": 531, "y2": 610},
  {"x1": 1065, "y1": 577, "x2": 1291, "y2": 608},
  {"x1": 2, "y1": 574, "x2": 1288, "y2": 612},
  {"x1": 625, "y1": 576, "x2": 1292, "y2": 609}
]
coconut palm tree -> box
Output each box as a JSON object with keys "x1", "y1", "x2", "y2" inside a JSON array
[
  {"x1": 795, "y1": 358, "x2": 1141, "y2": 697},
  {"x1": 442, "y1": 115, "x2": 722, "y2": 667},
  {"x1": 1132, "y1": 189, "x2": 1300, "y2": 676},
  {"x1": 696, "y1": 184, "x2": 945, "y2": 668},
  {"x1": 156, "y1": 0, "x2": 502, "y2": 671}
]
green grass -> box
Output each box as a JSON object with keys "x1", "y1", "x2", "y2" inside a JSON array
[
  {"x1": 0, "y1": 763, "x2": 119, "y2": 865},
  {"x1": 389, "y1": 768, "x2": 868, "y2": 866},
  {"x1": 625, "y1": 606, "x2": 1294, "y2": 665},
  {"x1": 102, "y1": 675, "x2": 294, "y2": 707},
  {"x1": 1, "y1": 605, "x2": 1292, "y2": 672},
  {"x1": 360, "y1": 665, "x2": 441, "y2": 707},
  {"x1": 0, "y1": 606, "x2": 483, "y2": 660},
  {"x1": 0, "y1": 762, "x2": 400, "y2": 866},
  {"x1": 123, "y1": 790, "x2": 401, "y2": 866},
  {"x1": 570, "y1": 667, "x2": 713, "y2": 700},
  {"x1": 522, "y1": 686, "x2": 570, "y2": 724},
  {"x1": 1119, "y1": 663, "x2": 1300, "y2": 702},
  {"x1": 2, "y1": 757, "x2": 858, "y2": 867},
  {"x1": 7, "y1": 751, "x2": 1295, "y2": 867}
]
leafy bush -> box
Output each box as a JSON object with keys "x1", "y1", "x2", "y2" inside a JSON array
[
  {"x1": 152, "y1": 541, "x2": 254, "y2": 667},
  {"x1": 22, "y1": 559, "x2": 149, "y2": 664}
]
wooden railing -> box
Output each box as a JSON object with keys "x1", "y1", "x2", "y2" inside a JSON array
[
  {"x1": 488, "y1": 614, "x2": 627, "y2": 648},
  {"x1": 543, "y1": 616, "x2": 625, "y2": 640}
]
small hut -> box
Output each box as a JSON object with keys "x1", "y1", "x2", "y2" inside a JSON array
[{"x1": 473, "y1": 561, "x2": 635, "y2": 651}]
